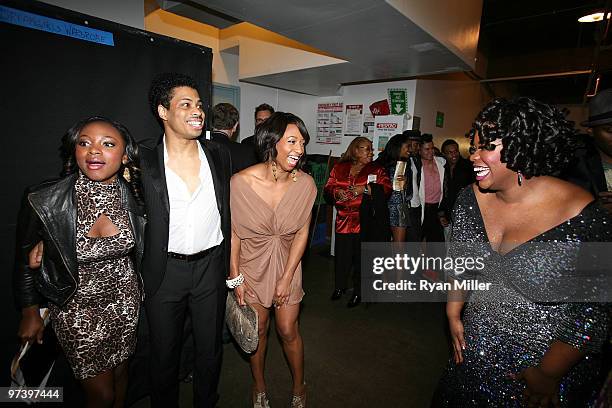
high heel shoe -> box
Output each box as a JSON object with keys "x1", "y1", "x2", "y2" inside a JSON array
[
  {"x1": 347, "y1": 294, "x2": 361, "y2": 308},
  {"x1": 253, "y1": 391, "x2": 270, "y2": 408},
  {"x1": 330, "y1": 289, "x2": 344, "y2": 300},
  {"x1": 290, "y1": 383, "x2": 306, "y2": 408}
]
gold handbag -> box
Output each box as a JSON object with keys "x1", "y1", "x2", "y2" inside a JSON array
[{"x1": 225, "y1": 291, "x2": 259, "y2": 353}]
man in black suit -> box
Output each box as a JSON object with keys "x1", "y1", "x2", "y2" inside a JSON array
[
  {"x1": 564, "y1": 89, "x2": 612, "y2": 213},
  {"x1": 239, "y1": 102, "x2": 274, "y2": 147},
  {"x1": 211, "y1": 103, "x2": 257, "y2": 173},
  {"x1": 439, "y1": 138, "x2": 475, "y2": 224},
  {"x1": 140, "y1": 73, "x2": 231, "y2": 407}
]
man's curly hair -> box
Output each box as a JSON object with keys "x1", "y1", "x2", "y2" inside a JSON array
[
  {"x1": 148, "y1": 73, "x2": 199, "y2": 123},
  {"x1": 469, "y1": 97, "x2": 578, "y2": 179}
]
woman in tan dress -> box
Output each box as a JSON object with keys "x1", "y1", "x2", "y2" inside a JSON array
[{"x1": 229, "y1": 112, "x2": 317, "y2": 408}]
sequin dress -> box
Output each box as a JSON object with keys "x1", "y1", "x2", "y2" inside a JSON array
[
  {"x1": 386, "y1": 162, "x2": 412, "y2": 228},
  {"x1": 49, "y1": 173, "x2": 140, "y2": 380},
  {"x1": 435, "y1": 187, "x2": 612, "y2": 407}
]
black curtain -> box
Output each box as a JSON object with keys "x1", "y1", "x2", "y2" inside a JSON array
[{"x1": 0, "y1": 0, "x2": 212, "y2": 386}]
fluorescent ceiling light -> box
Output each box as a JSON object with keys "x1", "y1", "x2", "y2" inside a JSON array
[{"x1": 578, "y1": 12, "x2": 611, "y2": 23}]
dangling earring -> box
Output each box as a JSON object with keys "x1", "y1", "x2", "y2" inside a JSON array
[
  {"x1": 123, "y1": 163, "x2": 131, "y2": 182},
  {"x1": 517, "y1": 170, "x2": 523, "y2": 186},
  {"x1": 291, "y1": 169, "x2": 297, "y2": 182},
  {"x1": 271, "y1": 161, "x2": 278, "y2": 182}
]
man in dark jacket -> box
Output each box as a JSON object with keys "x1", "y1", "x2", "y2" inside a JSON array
[
  {"x1": 210, "y1": 103, "x2": 257, "y2": 173},
  {"x1": 439, "y1": 138, "x2": 474, "y2": 223},
  {"x1": 139, "y1": 73, "x2": 232, "y2": 408},
  {"x1": 565, "y1": 89, "x2": 612, "y2": 213},
  {"x1": 240, "y1": 103, "x2": 274, "y2": 148}
]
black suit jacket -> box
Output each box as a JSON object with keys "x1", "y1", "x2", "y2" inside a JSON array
[
  {"x1": 138, "y1": 138, "x2": 232, "y2": 297},
  {"x1": 240, "y1": 134, "x2": 255, "y2": 146},
  {"x1": 210, "y1": 131, "x2": 257, "y2": 174},
  {"x1": 563, "y1": 136, "x2": 608, "y2": 196},
  {"x1": 440, "y1": 157, "x2": 475, "y2": 219}
]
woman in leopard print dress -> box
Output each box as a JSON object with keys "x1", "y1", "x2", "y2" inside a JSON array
[{"x1": 15, "y1": 116, "x2": 146, "y2": 407}]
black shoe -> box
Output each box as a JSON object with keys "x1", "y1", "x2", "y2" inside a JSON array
[
  {"x1": 347, "y1": 295, "x2": 361, "y2": 308},
  {"x1": 331, "y1": 289, "x2": 344, "y2": 300}
]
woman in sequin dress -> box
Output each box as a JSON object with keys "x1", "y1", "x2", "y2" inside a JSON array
[
  {"x1": 375, "y1": 133, "x2": 414, "y2": 242},
  {"x1": 15, "y1": 117, "x2": 145, "y2": 407},
  {"x1": 434, "y1": 98, "x2": 612, "y2": 407}
]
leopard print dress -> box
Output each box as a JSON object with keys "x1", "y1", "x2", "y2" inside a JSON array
[{"x1": 49, "y1": 172, "x2": 140, "y2": 380}]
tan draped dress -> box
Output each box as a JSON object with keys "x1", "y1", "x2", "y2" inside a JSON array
[{"x1": 230, "y1": 172, "x2": 317, "y2": 307}]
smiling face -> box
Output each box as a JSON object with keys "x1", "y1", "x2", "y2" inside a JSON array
[
  {"x1": 420, "y1": 141, "x2": 435, "y2": 161},
  {"x1": 399, "y1": 142, "x2": 410, "y2": 159},
  {"x1": 75, "y1": 122, "x2": 127, "y2": 184},
  {"x1": 275, "y1": 123, "x2": 306, "y2": 171},
  {"x1": 352, "y1": 140, "x2": 373, "y2": 165},
  {"x1": 158, "y1": 86, "x2": 204, "y2": 140},
  {"x1": 469, "y1": 132, "x2": 513, "y2": 190},
  {"x1": 408, "y1": 140, "x2": 421, "y2": 156}
]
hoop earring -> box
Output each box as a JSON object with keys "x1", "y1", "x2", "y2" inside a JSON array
[
  {"x1": 291, "y1": 169, "x2": 297, "y2": 182},
  {"x1": 271, "y1": 161, "x2": 278, "y2": 182},
  {"x1": 517, "y1": 171, "x2": 523, "y2": 186}
]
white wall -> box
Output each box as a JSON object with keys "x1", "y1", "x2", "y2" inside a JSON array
[
  {"x1": 308, "y1": 80, "x2": 418, "y2": 157},
  {"x1": 238, "y1": 82, "x2": 318, "y2": 142},
  {"x1": 414, "y1": 78, "x2": 486, "y2": 154},
  {"x1": 41, "y1": 0, "x2": 144, "y2": 29}
]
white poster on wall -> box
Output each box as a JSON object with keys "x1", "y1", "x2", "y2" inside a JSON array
[
  {"x1": 362, "y1": 111, "x2": 375, "y2": 135},
  {"x1": 344, "y1": 104, "x2": 363, "y2": 135},
  {"x1": 316, "y1": 102, "x2": 343, "y2": 144},
  {"x1": 373, "y1": 115, "x2": 405, "y2": 158}
]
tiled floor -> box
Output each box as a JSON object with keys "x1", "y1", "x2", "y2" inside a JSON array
[{"x1": 134, "y1": 246, "x2": 451, "y2": 407}]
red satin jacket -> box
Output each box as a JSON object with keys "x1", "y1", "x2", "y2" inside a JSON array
[{"x1": 324, "y1": 161, "x2": 392, "y2": 234}]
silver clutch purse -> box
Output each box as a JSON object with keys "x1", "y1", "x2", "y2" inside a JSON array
[{"x1": 225, "y1": 291, "x2": 259, "y2": 353}]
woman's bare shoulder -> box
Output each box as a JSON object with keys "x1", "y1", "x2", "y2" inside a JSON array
[
  {"x1": 543, "y1": 177, "x2": 594, "y2": 218},
  {"x1": 233, "y1": 164, "x2": 265, "y2": 185}
]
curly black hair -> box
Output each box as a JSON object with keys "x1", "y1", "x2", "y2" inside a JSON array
[
  {"x1": 148, "y1": 72, "x2": 199, "y2": 124},
  {"x1": 468, "y1": 97, "x2": 578, "y2": 178},
  {"x1": 255, "y1": 112, "x2": 310, "y2": 169},
  {"x1": 60, "y1": 116, "x2": 144, "y2": 206}
]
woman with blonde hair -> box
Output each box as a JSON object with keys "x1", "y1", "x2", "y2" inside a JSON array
[{"x1": 324, "y1": 137, "x2": 391, "y2": 307}]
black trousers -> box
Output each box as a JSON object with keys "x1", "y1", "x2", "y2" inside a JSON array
[
  {"x1": 145, "y1": 245, "x2": 225, "y2": 408},
  {"x1": 334, "y1": 233, "x2": 362, "y2": 295},
  {"x1": 421, "y1": 203, "x2": 445, "y2": 266},
  {"x1": 421, "y1": 203, "x2": 445, "y2": 243},
  {"x1": 407, "y1": 206, "x2": 422, "y2": 242}
]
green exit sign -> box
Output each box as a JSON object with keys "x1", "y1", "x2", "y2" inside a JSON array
[{"x1": 436, "y1": 111, "x2": 444, "y2": 128}]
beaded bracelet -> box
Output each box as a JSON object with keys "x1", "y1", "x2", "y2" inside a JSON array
[{"x1": 226, "y1": 273, "x2": 244, "y2": 289}]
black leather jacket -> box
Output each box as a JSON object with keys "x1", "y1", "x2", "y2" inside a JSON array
[{"x1": 13, "y1": 173, "x2": 146, "y2": 309}]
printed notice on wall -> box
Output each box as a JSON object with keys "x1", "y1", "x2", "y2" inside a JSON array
[
  {"x1": 372, "y1": 115, "x2": 405, "y2": 158},
  {"x1": 362, "y1": 111, "x2": 375, "y2": 135},
  {"x1": 344, "y1": 104, "x2": 363, "y2": 136},
  {"x1": 316, "y1": 103, "x2": 343, "y2": 144}
]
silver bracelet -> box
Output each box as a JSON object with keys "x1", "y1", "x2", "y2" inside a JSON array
[{"x1": 226, "y1": 273, "x2": 244, "y2": 289}]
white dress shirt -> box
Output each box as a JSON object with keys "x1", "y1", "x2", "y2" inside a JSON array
[{"x1": 164, "y1": 138, "x2": 223, "y2": 254}]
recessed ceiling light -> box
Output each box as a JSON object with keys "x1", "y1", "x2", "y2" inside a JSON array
[{"x1": 578, "y1": 12, "x2": 611, "y2": 23}]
